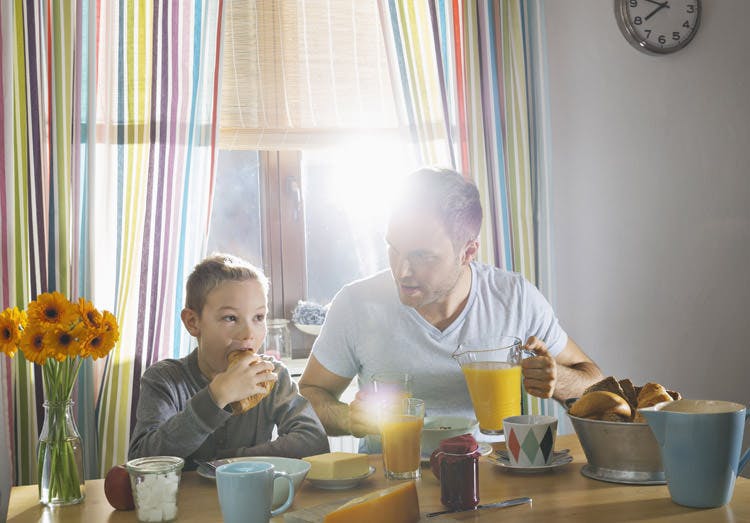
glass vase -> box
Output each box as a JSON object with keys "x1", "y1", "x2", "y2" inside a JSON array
[{"x1": 37, "y1": 400, "x2": 85, "y2": 506}]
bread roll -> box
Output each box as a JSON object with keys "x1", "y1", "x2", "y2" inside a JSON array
[
  {"x1": 633, "y1": 382, "x2": 673, "y2": 422},
  {"x1": 227, "y1": 351, "x2": 275, "y2": 415},
  {"x1": 569, "y1": 391, "x2": 632, "y2": 422}
]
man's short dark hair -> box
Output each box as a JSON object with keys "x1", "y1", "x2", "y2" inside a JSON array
[{"x1": 392, "y1": 167, "x2": 482, "y2": 249}]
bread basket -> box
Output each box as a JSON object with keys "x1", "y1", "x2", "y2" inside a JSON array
[{"x1": 565, "y1": 398, "x2": 665, "y2": 484}]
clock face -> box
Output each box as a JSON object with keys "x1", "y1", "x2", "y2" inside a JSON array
[{"x1": 616, "y1": 0, "x2": 701, "y2": 54}]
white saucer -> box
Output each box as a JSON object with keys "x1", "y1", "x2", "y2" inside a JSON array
[
  {"x1": 306, "y1": 466, "x2": 376, "y2": 490},
  {"x1": 420, "y1": 442, "x2": 493, "y2": 463},
  {"x1": 488, "y1": 449, "x2": 572, "y2": 472}
]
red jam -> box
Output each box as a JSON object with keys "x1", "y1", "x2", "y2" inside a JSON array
[{"x1": 430, "y1": 434, "x2": 481, "y2": 510}]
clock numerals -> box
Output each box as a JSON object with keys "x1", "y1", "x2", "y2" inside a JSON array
[{"x1": 616, "y1": 0, "x2": 701, "y2": 54}]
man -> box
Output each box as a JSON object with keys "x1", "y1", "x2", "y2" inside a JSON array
[{"x1": 299, "y1": 168, "x2": 602, "y2": 445}]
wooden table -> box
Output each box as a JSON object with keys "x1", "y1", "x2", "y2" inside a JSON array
[{"x1": 8, "y1": 434, "x2": 750, "y2": 522}]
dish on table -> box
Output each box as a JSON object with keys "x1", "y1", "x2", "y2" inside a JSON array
[
  {"x1": 294, "y1": 323, "x2": 322, "y2": 336},
  {"x1": 488, "y1": 448, "x2": 573, "y2": 472},
  {"x1": 306, "y1": 466, "x2": 376, "y2": 490}
]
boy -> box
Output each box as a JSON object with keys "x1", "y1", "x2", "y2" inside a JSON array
[{"x1": 129, "y1": 254, "x2": 329, "y2": 469}]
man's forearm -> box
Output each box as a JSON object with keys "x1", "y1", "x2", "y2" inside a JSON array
[
  {"x1": 553, "y1": 362, "x2": 603, "y2": 402},
  {"x1": 299, "y1": 385, "x2": 351, "y2": 436}
]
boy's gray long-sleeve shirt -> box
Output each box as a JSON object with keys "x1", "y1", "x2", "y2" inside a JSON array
[{"x1": 128, "y1": 349, "x2": 329, "y2": 469}]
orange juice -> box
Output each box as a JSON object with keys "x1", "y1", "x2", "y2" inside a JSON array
[
  {"x1": 461, "y1": 362, "x2": 522, "y2": 432},
  {"x1": 380, "y1": 415, "x2": 424, "y2": 473}
]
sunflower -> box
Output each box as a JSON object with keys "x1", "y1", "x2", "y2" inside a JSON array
[
  {"x1": 45, "y1": 325, "x2": 83, "y2": 361},
  {"x1": 19, "y1": 323, "x2": 49, "y2": 365},
  {"x1": 0, "y1": 307, "x2": 25, "y2": 357},
  {"x1": 27, "y1": 292, "x2": 79, "y2": 328},
  {"x1": 101, "y1": 310, "x2": 120, "y2": 345},
  {"x1": 78, "y1": 297, "x2": 102, "y2": 329}
]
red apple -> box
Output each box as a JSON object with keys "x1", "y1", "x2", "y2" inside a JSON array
[{"x1": 104, "y1": 464, "x2": 135, "y2": 510}]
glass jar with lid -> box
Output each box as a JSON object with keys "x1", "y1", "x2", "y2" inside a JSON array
[
  {"x1": 264, "y1": 319, "x2": 292, "y2": 360},
  {"x1": 125, "y1": 456, "x2": 184, "y2": 522}
]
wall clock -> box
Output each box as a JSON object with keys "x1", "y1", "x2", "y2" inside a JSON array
[{"x1": 615, "y1": 0, "x2": 701, "y2": 55}]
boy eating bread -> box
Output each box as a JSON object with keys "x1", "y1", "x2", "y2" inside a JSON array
[{"x1": 129, "y1": 254, "x2": 329, "y2": 468}]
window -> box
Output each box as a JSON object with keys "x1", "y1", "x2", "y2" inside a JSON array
[
  {"x1": 207, "y1": 142, "x2": 417, "y2": 356},
  {"x1": 210, "y1": 0, "x2": 419, "y2": 356}
]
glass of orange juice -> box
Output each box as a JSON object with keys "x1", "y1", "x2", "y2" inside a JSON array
[
  {"x1": 379, "y1": 397, "x2": 425, "y2": 479},
  {"x1": 371, "y1": 372, "x2": 413, "y2": 402},
  {"x1": 452, "y1": 336, "x2": 528, "y2": 435}
]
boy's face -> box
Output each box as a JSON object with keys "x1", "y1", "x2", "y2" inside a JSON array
[{"x1": 181, "y1": 278, "x2": 268, "y2": 380}]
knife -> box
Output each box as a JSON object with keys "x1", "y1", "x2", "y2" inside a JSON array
[{"x1": 425, "y1": 496, "x2": 532, "y2": 518}]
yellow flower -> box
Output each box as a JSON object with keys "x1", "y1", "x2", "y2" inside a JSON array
[
  {"x1": 80, "y1": 310, "x2": 119, "y2": 360},
  {"x1": 45, "y1": 325, "x2": 83, "y2": 362},
  {"x1": 20, "y1": 323, "x2": 49, "y2": 365},
  {"x1": 78, "y1": 298, "x2": 102, "y2": 329},
  {"x1": 0, "y1": 307, "x2": 25, "y2": 357},
  {"x1": 27, "y1": 292, "x2": 79, "y2": 328}
]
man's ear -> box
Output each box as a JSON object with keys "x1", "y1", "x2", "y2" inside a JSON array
[
  {"x1": 181, "y1": 308, "x2": 201, "y2": 337},
  {"x1": 461, "y1": 239, "x2": 479, "y2": 265}
]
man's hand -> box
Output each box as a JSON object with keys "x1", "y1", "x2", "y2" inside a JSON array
[
  {"x1": 347, "y1": 391, "x2": 380, "y2": 437},
  {"x1": 209, "y1": 352, "x2": 277, "y2": 408},
  {"x1": 520, "y1": 336, "x2": 557, "y2": 398}
]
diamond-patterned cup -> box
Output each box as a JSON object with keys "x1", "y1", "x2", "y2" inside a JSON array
[{"x1": 503, "y1": 415, "x2": 558, "y2": 467}]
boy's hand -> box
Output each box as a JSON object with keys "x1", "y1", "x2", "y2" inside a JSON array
[{"x1": 209, "y1": 351, "x2": 278, "y2": 409}]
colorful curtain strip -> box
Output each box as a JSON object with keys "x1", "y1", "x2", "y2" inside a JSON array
[
  {"x1": 0, "y1": 0, "x2": 224, "y2": 484},
  {"x1": 381, "y1": 0, "x2": 571, "y2": 433}
]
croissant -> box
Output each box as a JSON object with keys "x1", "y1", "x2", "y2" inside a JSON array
[
  {"x1": 227, "y1": 351, "x2": 275, "y2": 415},
  {"x1": 569, "y1": 391, "x2": 632, "y2": 422}
]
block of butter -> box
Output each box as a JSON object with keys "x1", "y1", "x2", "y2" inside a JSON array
[
  {"x1": 303, "y1": 452, "x2": 369, "y2": 479},
  {"x1": 323, "y1": 481, "x2": 420, "y2": 523}
]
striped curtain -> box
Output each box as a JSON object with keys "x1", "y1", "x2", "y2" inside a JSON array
[
  {"x1": 380, "y1": 0, "x2": 570, "y2": 433},
  {"x1": 0, "y1": 0, "x2": 224, "y2": 484}
]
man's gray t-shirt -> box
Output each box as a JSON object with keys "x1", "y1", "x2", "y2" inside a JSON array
[{"x1": 311, "y1": 262, "x2": 567, "y2": 428}]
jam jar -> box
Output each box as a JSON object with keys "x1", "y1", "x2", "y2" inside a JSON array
[{"x1": 430, "y1": 434, "x2": 481, "y2": 511}]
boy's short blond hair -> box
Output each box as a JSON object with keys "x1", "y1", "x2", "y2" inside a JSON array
[{"x1": 185, "y1": 253, "x2": 268, "y2": 314}]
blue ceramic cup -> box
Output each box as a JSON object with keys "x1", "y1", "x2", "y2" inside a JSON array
[
  {"x1": 640, "y1": 399, "x2": 750, "y2": 508},
  {"x1": 216, "y1": 461, "x2": 295, "y2": 523}
]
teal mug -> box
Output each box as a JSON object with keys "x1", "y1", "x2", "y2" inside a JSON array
[
  {"x1": 639, "y1": 399, "x2": 750, "y2": 508},
  {"x1": 216, "y1": 461, "x2": 295, "y2": 523}
]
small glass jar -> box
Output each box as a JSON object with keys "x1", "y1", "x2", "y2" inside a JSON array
[
  {"x1": 125, "y1": 456, "x2": 184, "y2": 522},
  {"x1": 264, "y1": 319, "x2": 292, "y2": 360},
  {"x1": 433, "y1": 449, "x2": 480, "y2": 510}
]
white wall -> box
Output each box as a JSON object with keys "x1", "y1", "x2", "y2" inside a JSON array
[{"x1": 545, "y1": 1, "x2": 750, "y2": 406}]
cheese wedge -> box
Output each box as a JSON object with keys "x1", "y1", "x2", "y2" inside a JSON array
[
  {"x1": 303, "y1": 452, "x2": 369, "y2": 479},
  {"x1": 323, "y1": 481, "x2": 420, "y2": 523}
]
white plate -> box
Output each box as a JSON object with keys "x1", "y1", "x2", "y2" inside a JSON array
[
  {"x1": 420, "y1": 442, "x2": 494, "y2": 463},
  {"x1": 488, "y1": 449, "x2": 573, "y2": 472},
  {"x1": 294, "y1": 323, "x2": 322, "y2": 336},
  {"x1": 306, "y1": 466, "x2": 376, "y2": 490}
]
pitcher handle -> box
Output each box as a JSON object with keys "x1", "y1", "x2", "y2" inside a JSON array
[
  {"x1": 738, "y1": 410, "x2": 750, "y2": 476},
  {"x1": 270, "y1": 471, "x2": 295, "y2": 517}
]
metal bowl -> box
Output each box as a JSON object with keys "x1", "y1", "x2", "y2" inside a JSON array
[{"x1": 565, "y1": 399, "x2": 664, "y2": 484}]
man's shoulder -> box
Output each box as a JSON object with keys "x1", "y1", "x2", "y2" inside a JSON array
[
  {"x1": 472, "y1": 262, "x2": 524, "y2": 286},
  {"x1": 335, "y1": 269, "x2": 393, "y2": 299}
]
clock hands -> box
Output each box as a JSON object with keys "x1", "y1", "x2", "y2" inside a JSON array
[{"x1": 644, "y1": 0, "x2": 670, "y2": 21}]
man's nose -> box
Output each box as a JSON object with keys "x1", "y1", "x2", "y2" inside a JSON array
[{"x1": 394, "y1": 256, "x2": 413, "y2": 279}]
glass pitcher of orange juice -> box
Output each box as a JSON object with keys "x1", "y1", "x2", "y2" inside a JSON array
[{"x1": 452, "y1": 336, "x2": 531, "y2": 435}]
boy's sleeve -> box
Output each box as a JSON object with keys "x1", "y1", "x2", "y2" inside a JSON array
[
  {"x1": 230, "y1": 364, "x2": 330, "y2": 458},
  {"x1": 128, "y1": 362, "x2": 231, "y2": 460}
]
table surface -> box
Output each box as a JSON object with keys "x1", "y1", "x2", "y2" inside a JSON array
[{"x1": 8, "y1": 434, "x2": 749, "y2": 522}]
